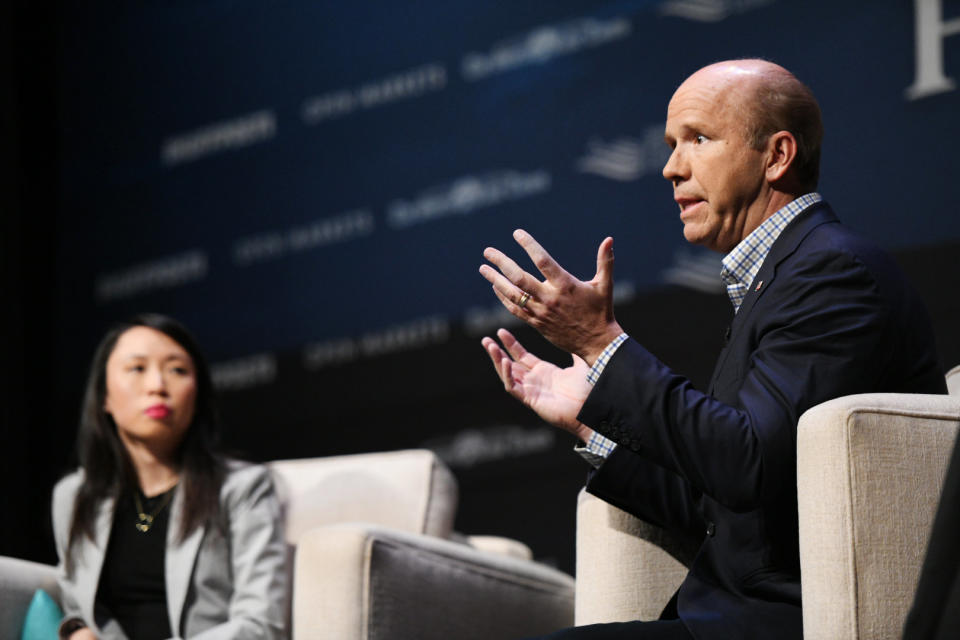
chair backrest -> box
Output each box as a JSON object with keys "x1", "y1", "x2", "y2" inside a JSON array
[
  {"x1": 947, "y1": 364, "x2": 960, "y2": 395},
  {"x1": 797, "y1": 392, "x2": 960, "y2": 640},
  {"x1": 267, "y1": 449, "x2": 458, "y2": 545}
]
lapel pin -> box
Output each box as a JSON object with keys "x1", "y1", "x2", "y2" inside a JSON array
[{"x1": 755, "y1": 280, "x2": 764, "y2": 291}]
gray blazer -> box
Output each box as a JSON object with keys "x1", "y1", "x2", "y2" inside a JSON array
[{"x1": 52, "y1": 460, "x2": 289, "y2": 639}]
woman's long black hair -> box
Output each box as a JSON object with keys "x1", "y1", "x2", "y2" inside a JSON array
[{"x1": 66, "y1": 313, "x2": 225, "y2": 569}]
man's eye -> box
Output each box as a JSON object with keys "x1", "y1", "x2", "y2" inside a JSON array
[{"x1": 695, "y1": 134, "x2": 708, "y2": 144}]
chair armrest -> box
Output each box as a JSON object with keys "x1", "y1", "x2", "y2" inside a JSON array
[
  {"x1": 797, "y1": 393, "x2": 960, "y2": 640},
  {"x1": 460, "y1": 534, "x2": 533, "y2": 560},
  {"x1": 575, "y1": 488, "x2": 689, "y2": 625},
  {"x1": 292, "y1": 523, "x2": 574, "y2": 640},
  {"x1": 0, "y1": 556, "x2": 60, "y2": 638},
  {"x1": 946, "y1": 364, "x2": 960, "y2": 395}
]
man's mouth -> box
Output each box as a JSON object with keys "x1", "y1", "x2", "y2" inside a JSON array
[{"x1": 676, "y1": 197, "x2": 705, "y2": 216}]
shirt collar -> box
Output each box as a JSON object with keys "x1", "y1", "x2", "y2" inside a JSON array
[{"x1": 720, "y1": 192, "x2": 822, "y2": 312}]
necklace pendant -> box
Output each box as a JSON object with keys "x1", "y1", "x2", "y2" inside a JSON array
[{"x1": 136, "y1": 512, "x2": 154, "y2": 533}]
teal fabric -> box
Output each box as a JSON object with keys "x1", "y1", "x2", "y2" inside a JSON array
[{"x1": 20, "y1": 589, "x2": 63, "y2": 640}]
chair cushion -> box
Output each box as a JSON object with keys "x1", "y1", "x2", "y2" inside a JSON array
[
  {"x1": 268, "y1": 449, "x2": 458, "y2": 544},
  {"x1": 293, "y1": 523, "x2": 575, "y2": 640}
]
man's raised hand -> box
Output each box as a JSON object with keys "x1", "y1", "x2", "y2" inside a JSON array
[{"x1": 478, "y1": 229, "x2": 624, "y2": 366}]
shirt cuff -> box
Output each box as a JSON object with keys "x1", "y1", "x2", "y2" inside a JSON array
[
  {"x1": 586, "y1": 333, "x2": 629, "y2": 385},
  {"x1": 574, "y1": 430, "x2": 619, "y2": 468}
]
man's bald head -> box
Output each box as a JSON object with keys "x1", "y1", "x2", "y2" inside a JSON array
[{"x1": 683, "y1": 59, "x2": 823, "y2": 191}]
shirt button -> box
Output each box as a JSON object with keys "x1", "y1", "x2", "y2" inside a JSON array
[{"x1": 706, "y1": 522, "x2": 716, "y2": 537}]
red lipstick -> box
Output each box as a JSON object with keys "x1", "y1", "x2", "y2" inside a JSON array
[{"x1": 145, "y1": 405, "x2": 171, "y2": 419}]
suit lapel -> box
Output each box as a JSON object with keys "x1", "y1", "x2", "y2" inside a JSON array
[
  {"x1": 165, "y1": 486, "x2": 205, "y2": 636},
  {"x1": 709, "y1": 203, "x2": 839, "y2": 393},
  {"x1": 733, "y1": 203, "x2": 837, "y2": 325}
]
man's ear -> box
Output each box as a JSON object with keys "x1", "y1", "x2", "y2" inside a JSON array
[{"x1": 765, "y1": 130, "x2": 797, "y2": 183}]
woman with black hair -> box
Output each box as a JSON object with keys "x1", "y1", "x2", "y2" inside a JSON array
[{"x1": 52, "y1": 314, "x2": 288, "y2": 639}]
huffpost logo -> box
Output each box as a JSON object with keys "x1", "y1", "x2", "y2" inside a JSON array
[{"x1": 906, "y1": 0, "x2": 960, "y2": 100}]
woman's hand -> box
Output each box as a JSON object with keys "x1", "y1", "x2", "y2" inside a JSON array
[{"x1": 68, "y1": 627, "x2": 98, "y2": 640}]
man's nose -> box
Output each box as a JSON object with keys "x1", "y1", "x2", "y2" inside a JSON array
[{"x1": 662, "y1": 146, "x2": 685, "y2": 183}]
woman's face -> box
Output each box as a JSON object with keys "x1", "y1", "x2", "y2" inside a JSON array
[{"x1": 103, "y1": 326, "x2": 197, "y2": 456}]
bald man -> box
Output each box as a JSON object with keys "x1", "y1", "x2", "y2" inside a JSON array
[{"x1": 480, "y1": 60, "x2": 946, "y2": 639}]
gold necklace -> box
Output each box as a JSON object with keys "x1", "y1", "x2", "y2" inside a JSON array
[{"x1": 133, "y1": 488, "x2": 174, "y2": 533}]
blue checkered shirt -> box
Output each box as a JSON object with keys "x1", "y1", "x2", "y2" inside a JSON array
[
  {"x1": 721, "y1": 193, "x2": 822, "y2": 312},
  {"x1": 576, "y1": 193, "x2": 823, "y2": 467}
]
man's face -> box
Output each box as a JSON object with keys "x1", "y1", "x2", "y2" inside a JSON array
[{"x1": 662, "y1": 70, "x2": 769, "y2": 253}]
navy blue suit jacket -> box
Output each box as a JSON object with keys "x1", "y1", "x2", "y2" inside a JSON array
[{"x1": 578, "y1": 202, "x2": 946, "y2": 640}]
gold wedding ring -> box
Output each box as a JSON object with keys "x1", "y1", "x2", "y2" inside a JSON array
[{"x1": 518, "y1": 291, "x2": 531, "y2": 309}]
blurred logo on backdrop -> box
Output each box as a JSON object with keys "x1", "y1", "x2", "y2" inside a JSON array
[
  {"x1": 661, "y1": 249, "x2": 726, "y2": 294},
  {"x1": 95, "y1": 250, "x2": 209, "y2": 302},
  {"x1": 234, "y1": 209, "x2": 375, "y2": 266},
  {"x1": 303, "y1": 316, "x2": 451, "y2": 370},
  {"x1": 301, "y1": 63, "x2": 447, "y2": 124},
  {"x1": 659, "y1": 0, "x2": 776, "y2": 23},
  {"x1": 211, "y1": 353, "x2": 278, "y2": 391},
  {"x1": 161, "y1": 111, "x2": 276, "y2": 166},
  {"x1": 577, "y1": 126, "x2": 670, "y2": 182},
  {"x1": 387, "y1": 170, "x2": 552, "y2": 229},
  {"x1": 423, "y1": 424, "x2": 557, "y2": 469},
  {"x1": 461, "y1": 16, "x2": 632, "y2": 81}
]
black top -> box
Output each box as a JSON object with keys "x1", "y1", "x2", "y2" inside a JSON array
[{"x1": 96, "y1": 485, "x2": 176, "y2": 640}]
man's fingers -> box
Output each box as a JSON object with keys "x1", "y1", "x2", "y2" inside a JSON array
[
  {"x1": 497, "y1": 328, "x2": 530, "y2": 363},
  {"x1": 479, "y1": 264, "x2": 539, "y2": 312},
  {"x1": 594, "y1": 236, "x2": 615, "y2": 290},
  {"x1": 482, "y1": 335, "x2": 529, "y2": 393},
  {"x1": 513, "y1": 229, "x2": 567, "y2": 282},
  {"x1": 482, "y1": 247, "x2": 542, "y2": 295},
  {"x1": 482, "y1": 337, "x2": 511, "y2": 381},
  {"x1": 490, "y1": 285, "x2": 523, "y2": 316},
  {"x1": 500, "y1": 357, "x2": 517, "y2": 393}
]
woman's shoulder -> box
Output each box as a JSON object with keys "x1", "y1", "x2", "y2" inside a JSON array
[
  {"x1": 51, "y1": 469, "x2": 85, "y2": 531},
  {"x1": 53, "y1": 469, "x2": 85, "y2": 503},
  {"x1": 218, "y1": 457, "x2": 277, "y2": 504}
]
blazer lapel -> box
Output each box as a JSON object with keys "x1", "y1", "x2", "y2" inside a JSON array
[
  {"x1": 709, "y1": 202, "x2": 839, "y2": 392},
  {"x1": 76, "y1": 496, "x2": 115, "y2": 627},
  {"x1": 165, "y1": 486, "x2": 205, "y2": 636},
  {"x1": 732, "y1": 203, "x2": 838, "y2": 326}
]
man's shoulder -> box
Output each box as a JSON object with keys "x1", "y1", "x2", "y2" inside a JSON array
[{"x1": 778, "y1": 203, "x2": 901, "y2": 279}]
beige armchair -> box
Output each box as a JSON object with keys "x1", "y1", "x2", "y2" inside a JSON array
[
  {"x1": 574, "y1": 384, "x2": 960, "y2": 639},
  {"x1": 946, "y1": 364, "x2": 960, "y2": 395},
  {"x1": 1, "y1": 449, "x2": 574, "y2": 640},
  {"x1": 268, "y1": 449, "x2": 575, "y2": 639}
]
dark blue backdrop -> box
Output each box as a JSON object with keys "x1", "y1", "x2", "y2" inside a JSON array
[
  {"x1": 46, "y1": 0, "x2": 960, "y2": 570},
  {"x1": 57, "y1": 0, "x2": 960, "y2": 357}
]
